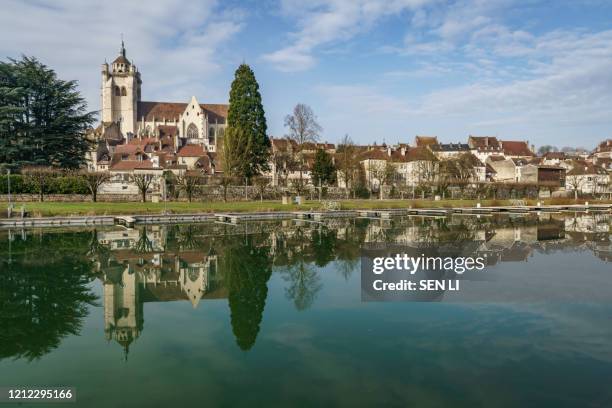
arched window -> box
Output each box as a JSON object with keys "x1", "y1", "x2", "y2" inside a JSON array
[
  {"x1": 121, "y1": 87, "x2": 127, "y2": 96},
  {"x1": 186, "y1": 123, "x2": 199, "y2": 139},
  {"x1": 114, "y1": 86, "x2": 120, "y2": 96}
]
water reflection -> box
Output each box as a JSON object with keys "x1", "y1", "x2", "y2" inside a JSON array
[
  {"x1": 0, "y1": 231, "x2": 98, "y2": 361},
  {"x1": 0, "y1": 213, "x2": 610, "y2": 360}
]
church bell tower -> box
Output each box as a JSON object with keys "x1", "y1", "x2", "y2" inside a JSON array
[{"x1": 101, "y1": 40, "x2": 141, "y2": 136}]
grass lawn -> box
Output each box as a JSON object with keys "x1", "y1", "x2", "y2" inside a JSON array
[{"x1": 3, "y1": 197, "x2": 607, "y2": 217}]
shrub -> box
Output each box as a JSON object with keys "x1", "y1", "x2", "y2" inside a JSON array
[{"x1": 0, "y1": 174, "x2": 89, "y2": 195}]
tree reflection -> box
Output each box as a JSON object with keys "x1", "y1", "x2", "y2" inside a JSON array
[
  {"x1": 283, "y1": 260, "x2": 322, "y2": 311},
  {"x1": 0, "y1": 231, "x2": 98, "y2": 361},
  {"x1": 135, "y1": 227, "x2": 154, "y2": 253},
  {"x1": 219, "y1": 235, "x2": 273, "y2": 351}
]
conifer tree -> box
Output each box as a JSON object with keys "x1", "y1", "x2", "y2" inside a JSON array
[
  {"x1": 226, "y1": 64, "x2": 270, "y2": 179},
  {"x1": 0, "y1": 56, "x2": 95, "y2": 170},
  {"x1": 311, "y1": 148, "x2": 336, "y2": 186}
]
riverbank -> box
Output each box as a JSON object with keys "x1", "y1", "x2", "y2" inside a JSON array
[{"x1": 2, "y1": 198, "x2": 610, "y2": 217}]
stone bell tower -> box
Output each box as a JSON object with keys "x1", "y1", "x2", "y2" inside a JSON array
[{"x1": 101, "y1": 40, "x2": 141, "y2": 136}]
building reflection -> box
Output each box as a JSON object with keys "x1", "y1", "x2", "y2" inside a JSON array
[
  {"x1": 1, "y1": 213, "x2": 610, "y2": 360},
  {"x1": 93, "y1": 226, "x2": 222, "y2": 358}
]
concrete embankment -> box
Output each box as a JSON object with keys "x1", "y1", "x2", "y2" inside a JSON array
[{"x1": 0, "y1": 204, "x2": 610, "y2": 229}]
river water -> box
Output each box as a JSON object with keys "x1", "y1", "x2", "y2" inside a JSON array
[{"x1": 1, "y1": 213, "x2": 611, "y2": 407}]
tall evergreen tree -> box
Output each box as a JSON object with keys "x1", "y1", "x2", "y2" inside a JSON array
[
  {"x1": 311, "y1": 148, "x2": 336, "y2": 186},
  {"x1": 0, "y1": 56, "x2": 95, "y2": 170},
  {"x1": 227, "y1": 64, "x2": 270, "y2": 179}
]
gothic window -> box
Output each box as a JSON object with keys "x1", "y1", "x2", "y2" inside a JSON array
[
  {"x1": 186, "y1": 123, "x2": 199, "y2": 139},
  {"x1": 114, "y1": 86, "x2": 120, "y2": 96},
  {"x1": 121, "y1": 87, "x2": 127, "y2": 96},
  {"x1": 144, "y1": 125, "x2": 151, "y2": 136}
]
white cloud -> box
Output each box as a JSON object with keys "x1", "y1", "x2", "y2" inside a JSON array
[
  {"x1": 0, "y1": 0, "x2": 244, "y2": 114},
  {"x1": 316, "y1": 26, "x2": 612, "y2": 145},
  {"x1": 416, "y1": 29, "x2": 612, "y2": 123},
  {"x1": 262, "y1": 0, "x2": 435, "y2": 71}
]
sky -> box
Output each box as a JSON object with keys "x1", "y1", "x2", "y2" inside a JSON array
[{"x1": 0, "y1": 0, "x2": 611, "y2": 149}]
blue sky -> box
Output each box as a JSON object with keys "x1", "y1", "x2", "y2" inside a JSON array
[{"x1": 1, "y1": 0, "x2": 611, "y2": 149}]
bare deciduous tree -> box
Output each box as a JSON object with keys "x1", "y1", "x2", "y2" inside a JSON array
[
  {"x1": 284, "y1": 104, "x2": 322, "y2": 183},
  {"x1": 565, "y1": 173, "x2": 587, "y2": 200},
  {"x1": 336, "y1": 135, "x2": 359, "y2": 198},
  {"x1": 176, "y1": 171, "x2": 202, "y2": 202},
  {"x1": 252, "y1": 176, "x2": 270, "y2": 202},
  {"x1": 369, "y1": 161, "x2": 397, "y2": 200},
  {"x1": 79, "y1": 171, "x2": 112, "y2": 202},
  {"x1": 131, "y1": 173, "x2": 154, "y2": 203}
]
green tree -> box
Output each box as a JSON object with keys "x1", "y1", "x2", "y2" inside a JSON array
[
  {"x1": 537, "y1": 145, "x2": 558, "y2": 155},
  {"x1": 221, "y1": 126, "x2": 251, "y2": 178},
  {"x1": 0, "y1": 231, "x2": 98, "y2": 361},
  {"x1": 0, "y1": 56, "x2": 95, "y2": 170},
  {"x1": 311, "y1": 148, "x2": 336, "y2": 187},
  {"x1": 227, "y1": 64, "x2": 270, "y2": 179},
  {"x1": 219, "y1": 235, "x2": 273, "y2": 350}
]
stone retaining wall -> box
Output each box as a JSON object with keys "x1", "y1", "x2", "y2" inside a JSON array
[{"x1": 0, "y1": 186, "x2": 357, "y2": 202}]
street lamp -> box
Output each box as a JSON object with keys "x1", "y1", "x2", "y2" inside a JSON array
[{"x1": 7, "y1": 168, "x2": 11, "y2": 209}]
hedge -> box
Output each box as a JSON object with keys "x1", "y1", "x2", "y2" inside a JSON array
[{"x1": 0, "y1": 174, "x2": 89, "y2": 195}]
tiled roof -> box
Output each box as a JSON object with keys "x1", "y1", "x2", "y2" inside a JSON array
[
  {"x1": 389, "y1": 150, "x2": 409, "y2": 163},
  {"x1": 405, "y1": 146, "x2": 437, "y2": 161},
  {"x1": 501, "y1": 141, "x2": 533, "y2": 156},
  {"x1": 596, "y1": 139, "x2": 612, "y2": 153},
  {"x1": 461, "y1": 153, "x2": 485, "y2": 167},
  {"x1": 358, "y1": 149, "x2": 389, "y2": 161},
  {"x1": 414, "y1": 136, "x2": 438, "y2": 147},
  {"x1": 468, "y1": 135, "x2": 501, "y2": 150},
  {"x1": 271, "y1": 137, "x2": 296, "y2": 151},
  {"x1": 110, "y1": 160, "x2": 154, "y2": 171},
  {"x1": 157, "y1": 125, "x2": 178, "y2": 138},
  {"x1": 567, "y1": 161, "x2": 608, "y2": 175},
  {"x1": 114, "y1": 144, "x2": 143, "y2": 154},
  {"x1": 177, "y1": 144, "x2": 206, "y2": 157},
  {"x1": 128, "y1": 137, "x2": 157, "y2": 146}
]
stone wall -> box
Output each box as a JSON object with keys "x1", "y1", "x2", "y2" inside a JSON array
[
  {"x1": 0, "y1": 186, "x2": 357, "y2": 202},
  {"x1": 0, "y1": 194, "x2": 143, "y2": 202}
]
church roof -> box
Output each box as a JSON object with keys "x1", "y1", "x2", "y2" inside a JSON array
[
  {"x1": 137, "y1": 101, "x2": 228, "y2": 123},
  {"x1": 112, "y1": 55, "x2": 130, "y2": 65}
]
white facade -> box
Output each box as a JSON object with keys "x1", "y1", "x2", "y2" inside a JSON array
[
  {"x1": 101, "y1": 41, "x2": 141, "y2": 136},
  {"x1": 100, "y1": 43, "x2": 226, "y2": 152}
]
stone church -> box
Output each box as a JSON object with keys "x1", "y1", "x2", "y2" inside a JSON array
[{"x1": 98, "y1": 41, "x2": 228, "y2": 152}]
